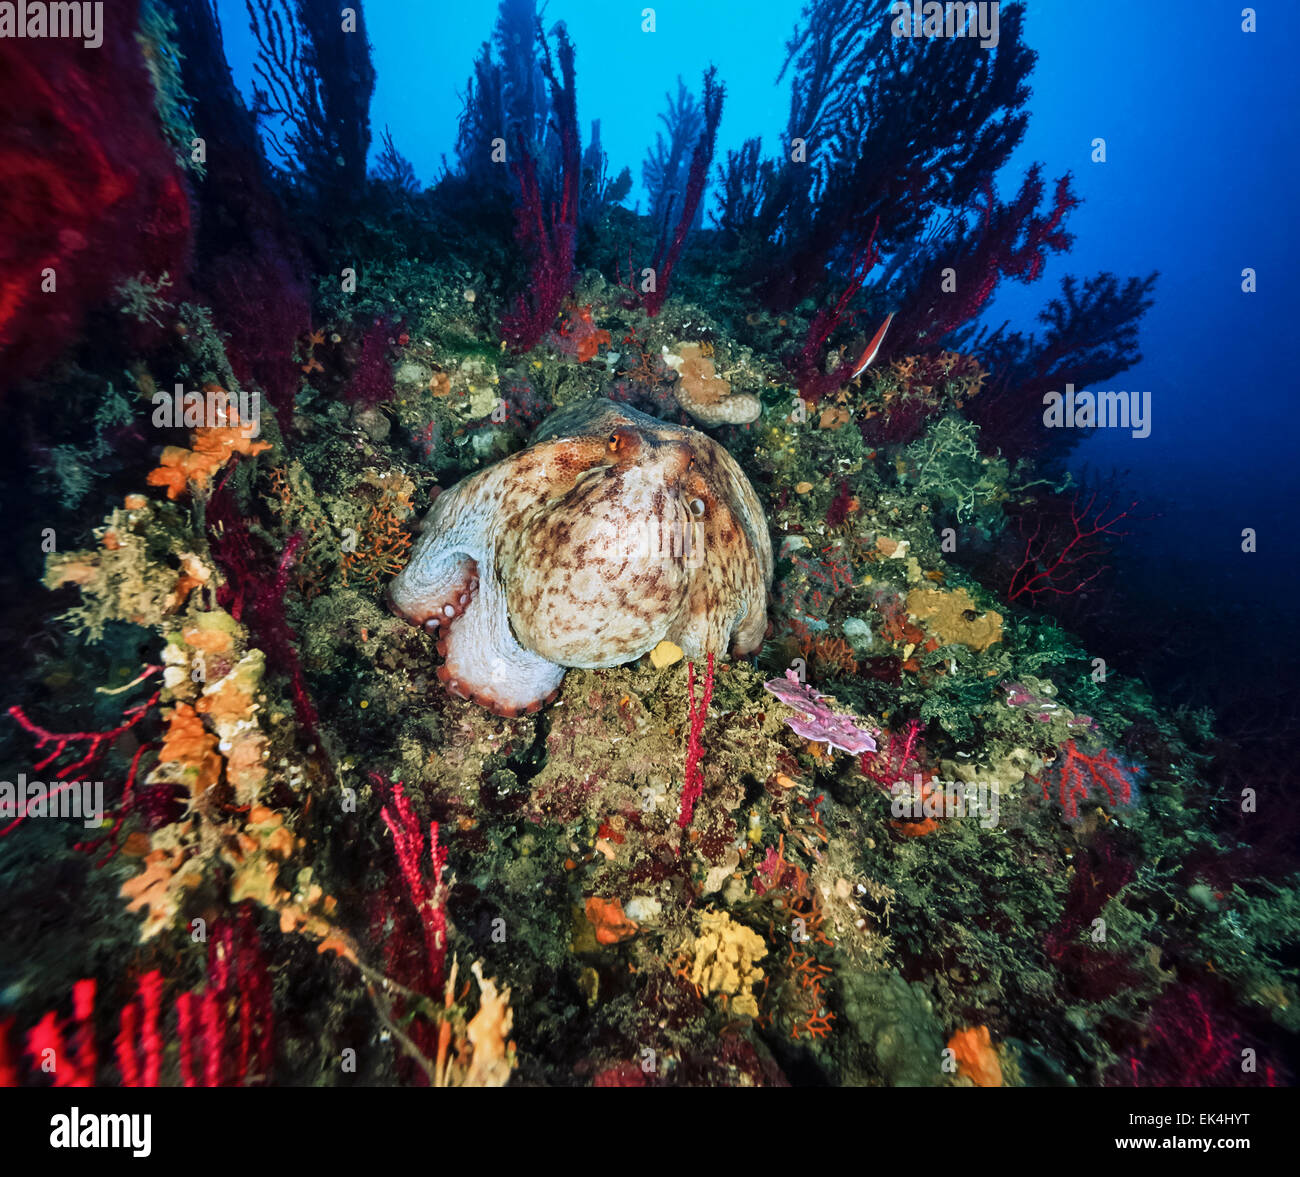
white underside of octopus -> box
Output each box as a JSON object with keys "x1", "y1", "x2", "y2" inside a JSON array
[{"x1": 388, "y1": 398, "x2": 773, "y2": 716}]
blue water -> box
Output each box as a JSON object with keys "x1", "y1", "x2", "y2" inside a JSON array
[{"x1": 996, "y1": 2, "x2": 1299, "y2": 679}]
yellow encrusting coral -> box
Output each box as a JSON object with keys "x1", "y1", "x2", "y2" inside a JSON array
[
  {"x1": 688, "y1": 910, "x2": 767, "y2": 1019},
  {"x1": 906, "y1": 585, "x2": 1003, "y2": 652}
]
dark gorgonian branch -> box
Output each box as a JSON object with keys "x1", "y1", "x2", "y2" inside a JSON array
[{"x1": 245, "y1": 0, "x2": 375, "y2": 200}]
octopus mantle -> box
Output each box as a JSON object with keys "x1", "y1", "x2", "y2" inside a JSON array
[{"x1": 389, "y1": 398, "x2": 773, "y2": 715}]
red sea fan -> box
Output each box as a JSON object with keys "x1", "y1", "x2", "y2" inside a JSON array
[
  {"x1": 207, "y1": 252, "x2": 310, "y2": 436},
  {"x1": 642, "y1": 68, "x2": 724, "y2": 317},
  {"x1": 500, "y1": 24, "x2": 580, "y2": 353},
  {"x1": 1035, "y1": 738, "x2": 1134, "y2": 821},
  {"x1": 344, "y1": 319, "x2": 399, "y2": 408},
  {"x1": 0, "y1": 0, "x2": 192, "y2": 387},
  {"x1": 885, "y1": 166, "x2": 1076, "y2": 360},
  {"x1": 1044, "y1": 843, "x2": 1139, "y2": 1001},
  {"x1": 1113, "y1": 987, "x2": 1280, "y2": 1088}
]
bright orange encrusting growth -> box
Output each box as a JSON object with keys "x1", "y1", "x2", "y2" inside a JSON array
[
  {"x1": 889, "y1": 776, "x2": 945, "y2": 838},
  {"x1": 560, "y1": 304, "x2": 611, "y2": 363},
  {"x1": 146, "y1": 386, "x2": 271, "y2": 500},
  {"x1": 584, "y1": 897, "x2": 639, "y2": 945},
  {"x1": 948, "y1": 1024, "x2": 1003, "y2": 1086},
  {"x1": 155, "y1": 703, "x2": 222, "y2": 801}
]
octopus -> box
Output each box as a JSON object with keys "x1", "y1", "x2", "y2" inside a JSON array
[{"x1": 388, "y1": 398, "x2": 773, "y2": 716}]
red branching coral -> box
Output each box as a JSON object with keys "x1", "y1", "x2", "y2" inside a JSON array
[
  {"x1": 207, "y1": 254, "x2": 311, "y2": 436},
  {"x1": 9, "y1": 943, "x2": 270, "y2": 1090},
  {"x1": 115, "y1": 970, "x2": 164, "y2": 1088},
  {"x1": 785, "y1": 224, "x2": 887, "y2": 405},
  {"x1": 380, "y1": 780, "x2": 449, "y2": 993},
  {"x1": 5, "y1": 688, "x2": 157, "y2": 781},
  {"x1": 859, "y1": 718, "x2": 923, "y2": 791},
  {"x1": 207, "y1": 479, "x2": 318, "y2": 741},
  {"x1": 1035, "y1": 739, "x2": 1133, "y2": 820},
  {"x1": 1114, "y1": 988, "x2": 1280, "y2": 1088},
  {"x1": 24, "y1": 979, "x2": 97, "y2": 1087},
  {"x1": 195, "y1": 907, "x2": 275, "y2": 1086},
  {"x1": 678, "y1": 654, "x2": 716, "y2": 830},
  {"x1": 0, "y1": 911, "x2": 278, "y2": 1088},
  {"x1": 1008, "y1": 491, "x2": 1135, "y2": 604},
  {"x1": 0, "y1": 0, "x2": 192, "y2": 387},
  {"x1": 344, "y1": 319, "x2": 399, "y2": 407},
  {"x1": 2, "y1": 680, "x2": 161, "y2": 839},
  {"x1": 245, "y1": 0, "x2": 376, "y2": 199},
  {"x1": 966, "y1": 272, "x2": 1158, "y2": 463},
  {"x1": 642, "y1": 68, "x2": 724, "y2": 317},
  {"x1": 824, "y1": 479, "x2": 853, "y2": 528},
  {"x1": 1045, "y1": 843, "x2": 1138, "y2": 1000},
  {"x1": 500, "y1": 25, "x2": 580, "y2": 352},
  {"x1": 886, "y1": 165, "x2": 1076, "y2": 359},
  {"x1": 166, "y1": 907, "x2": 274, "y2": 1087}
]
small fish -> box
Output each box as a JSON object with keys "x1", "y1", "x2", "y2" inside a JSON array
[{"x1": 849, "y1": 312, "x2": 895, "y2": 380}]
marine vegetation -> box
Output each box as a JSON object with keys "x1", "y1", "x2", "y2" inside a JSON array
[{"x1": 0, "y1": 0, "x2": 1293, "y2": 1096}]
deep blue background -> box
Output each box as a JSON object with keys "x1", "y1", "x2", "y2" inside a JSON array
[{"x1": 215, "y1": 0, "x2": 1298, "y2": 696}]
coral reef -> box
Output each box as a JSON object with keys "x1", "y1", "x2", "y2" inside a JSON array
[{"x1": 0, "y1": 0, "x2": 1291, "y2": 1099}]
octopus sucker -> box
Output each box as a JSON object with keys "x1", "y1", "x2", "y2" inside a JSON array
[
  {"x1": 389, "y1": 398, "x2": 773, "y2": 714},
  {"x1": 387, "y1": 556, "x2": 480, "y2": 630}
]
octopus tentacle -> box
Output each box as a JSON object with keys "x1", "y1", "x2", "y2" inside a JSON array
[
  {"x1": 395, "y1": 553, "x2": 566, "y2": 716},
  {"x1": 434, "y1": 561, "x2": 565, "y2": 716},
  {"x1": 387, "y1": 558, "x2": 478, "y2": 633},
  {"x1": 389, "y1": 465, "x2": 568, "y2": 714}
]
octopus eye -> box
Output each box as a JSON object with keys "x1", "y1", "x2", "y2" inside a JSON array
[
  {"x1": 608, "y1": 433, "x2": 620, "y2": 452},
  {"x1": 690, "y1": 498, "x2": 706, "y2": 517}
]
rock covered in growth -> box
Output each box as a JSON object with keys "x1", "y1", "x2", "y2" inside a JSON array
[
  {"x1": 661, "y1": 342, "x2": 761, "y2": 425},
  {"x1": 906, "y1": 585, "x2": 1003, "y2": 652}
]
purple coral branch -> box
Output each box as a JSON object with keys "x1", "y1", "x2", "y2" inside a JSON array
[{"x1": 763, "y1": 670, "x2": 877, "y2": 755}]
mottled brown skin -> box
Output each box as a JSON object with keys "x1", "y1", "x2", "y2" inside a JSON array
[{"x1": 389, "y1": 399, "x2": 773, "y2": 715}]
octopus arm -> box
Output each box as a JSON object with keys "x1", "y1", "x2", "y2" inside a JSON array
[
  {"x1": 389, "y1": 465, "x2": 566, "y2": 715},
  {"x1": 435, "y1": 564, "x2": 565, "y2": 715}
]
